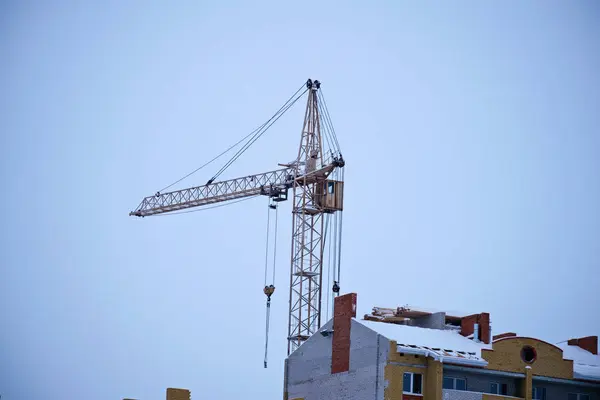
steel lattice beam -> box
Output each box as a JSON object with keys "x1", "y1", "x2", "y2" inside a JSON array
[
  {"x1": 130, "y1": 169, "x2": 294, "y2": 217},
  {"x1": 287, "y1": 84, "x2": 327, "y2": 354}
]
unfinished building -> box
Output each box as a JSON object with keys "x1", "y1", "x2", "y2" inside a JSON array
[{"x1": 284, "y1": 293, "x2": 600, "y2": 400}]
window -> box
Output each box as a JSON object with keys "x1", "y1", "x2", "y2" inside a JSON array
[
  {"x1": 521, "y1": 346, "x2": 537, "y2": 363},
  {"x1": 491, "y1": 383, "x2": 508, "y2": 395},
  {"x1": 403, "y1": 372, "x2": 423, "y2": 395},
  {"x1": 569, "y1": 394, "x2": 590, "y2": 400},
  {"x1": 327, "y1": 181, "x2": 335, "y2": 194},
  {"x1": 443, "y1": 377, "x2": 466, "y2": 390},
  {"x1": 532, "y1": 386, "x2": 546, "y2": 400}
]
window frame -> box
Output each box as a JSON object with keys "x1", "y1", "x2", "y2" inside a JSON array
[
  {"x1": 443, "y1": 376, "x2": 467, "y2": 391},
  {"x1": 490, "y1": 382, "x2": 508, "y2": 395},
  {"x1": 491, "y1": 382, "x2": 499, "y2": 394},
  {"x1": 327, "y1": 181, "x2": 335, "y2": 194},
  {"x1": 532, "y1": 386, "x2": 546, "y2": 400},
  {"x1": 403, "y1": 372, "x2": 423, "y2": 395}
]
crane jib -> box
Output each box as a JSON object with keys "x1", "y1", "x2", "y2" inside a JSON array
[{"x1": 129, "y1": 163, "x2": 338, "y2": 217}]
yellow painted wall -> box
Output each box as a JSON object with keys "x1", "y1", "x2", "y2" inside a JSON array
[
  {"x1": 482, "y1": 337, "x2": 573, "y2": 379},
  {"x1": 426, "y1": 360, "x2": 443, "y2": 400},
  {"x1": 388, "y1": 343, "x2": 428, "y2": 366},
  {"x1": 384, "y1": 340, "x2": 443, "y2": 400}
]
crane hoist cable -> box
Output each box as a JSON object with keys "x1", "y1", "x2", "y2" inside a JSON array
[
  {"x1": 336, "y1": 169, "x2": 345, "y2": 286},
  {"x1": 155, "y1": 81, "x2": 308, "y2": 194},
  {"x1": 263, "y1": 200, "x2": 279, "y2": 368},
  {"x1": 325, "y1": 213, "x2": 333, "y2": 321}
]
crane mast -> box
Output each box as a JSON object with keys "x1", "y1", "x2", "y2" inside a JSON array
[
  {"x1": 288, "y1": 79, "x2": 327, "y2": 353},
  {"x1": 130, "y1": 79, "x2": 344, "y2": 356}
]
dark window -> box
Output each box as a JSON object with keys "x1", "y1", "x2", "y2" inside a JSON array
[
  {"x1": 444, "y1": 377, "x2": 466, "y2": 391},
  {"x1": 443, "y1": 377, "x2": 454, "y2": 389},
  {"x1": 521, "y1": 346, "x2": 537, "y2": 363},
  {"x1": 327, "y1": 181, "x2": 334, "y2": 194},
  {"x1": 403, "y1": 372, "x2": 423, "y2": 394},
  {"x1": 492, "y1": 383, "x2": 508, "y2": 395},
  {"x1": 403, "y1": 373, "x2": 412, "y2": 393},
  {"x1": 413, "y1": 373, "x2": 422, "y2": 394},
  {"x1": 532, "y1": 386, "x2": 546, "y2": 400}
]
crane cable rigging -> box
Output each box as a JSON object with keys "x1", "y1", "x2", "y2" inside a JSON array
[
  {"x1": 263, "y1": 199, "x2": 278, "y2": 368},
  {"x1": 154, "y1": 82, "x2": 309, "y2": 196}
]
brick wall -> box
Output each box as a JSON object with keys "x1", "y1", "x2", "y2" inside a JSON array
[
  {"x1": 461, "y1": 313, "x2": 491, "y2": 344},
  {"x1": 482, "y1": 337, "x2": 573, "y2": 379},
  {"x1": 332, "y1": 293, "x2": 357, "y2": 374},
  {"x1": 568, "y1": 336, "x2": 598, "y2": 355},
  {"x1": 166, "y1": 388, "x2": 191, "y2": 400}
]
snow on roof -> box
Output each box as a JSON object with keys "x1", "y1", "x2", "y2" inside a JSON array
[
  {"x1": 357, "y1": 319, "x2": 600, "y2": 380},
  {"x1": 558, "y1": 343, "x2": 600, "y2": 381},
  {"x1": 357, "y1": 319, "x2": 490, "y2": 367}
]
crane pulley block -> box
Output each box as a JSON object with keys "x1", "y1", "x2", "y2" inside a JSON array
[
  {"x1": 264, "y1": 284, "x2": 275, "y2": 299},
  {"x1": 260, "y1": 184, "x2": 289, "y2": 202}
]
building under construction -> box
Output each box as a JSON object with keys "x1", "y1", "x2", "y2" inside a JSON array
[{"x1": 283, "y1": 293, "x2": 600, "y2": 400}]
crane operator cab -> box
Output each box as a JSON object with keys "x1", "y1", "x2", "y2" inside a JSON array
[{"x1": 315, "y1": 179, "x2": 344, "y2": 212}]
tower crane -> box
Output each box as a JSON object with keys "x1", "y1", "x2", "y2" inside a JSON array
[{"x1": 129, "y1": 79, "x2": 345, "y2": 358}]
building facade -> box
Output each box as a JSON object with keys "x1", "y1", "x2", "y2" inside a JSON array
[{"x1": 284, "y1": 293, "x2": 600, "y2": 400}]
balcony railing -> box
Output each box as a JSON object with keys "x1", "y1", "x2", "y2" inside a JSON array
[{"x1": 443, "y1": 389, "x2": 523, "y2": 400}]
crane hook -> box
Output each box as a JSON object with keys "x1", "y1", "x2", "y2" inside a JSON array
[{"x1": 264, "y1": 284, "x2": 275, "y2": 300}]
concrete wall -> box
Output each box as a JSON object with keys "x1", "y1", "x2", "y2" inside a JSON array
[
  {"x1": 409, "y1": 312, "x2": 446, "y2": 330},
  {"x1": 443, "y1": 368, "x2": 520, "y2": 397},
  {"x1": 285, "y1": 319, "x2": 389, "y2": 400}
]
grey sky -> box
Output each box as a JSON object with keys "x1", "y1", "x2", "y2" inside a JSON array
[{"x1": 1, "y1": 1, "x2": 599, "y2": 399}]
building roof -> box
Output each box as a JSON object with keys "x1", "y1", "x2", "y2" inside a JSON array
[
  {"x1": 357, "y1": 319, "x2": 600, "y2": 381},
  {"x1": 357, "y1": 319, "x2": 490, "y2": 367},
  {"x1": 558, "y1": 343, "x2": 600, "y2": 381}
]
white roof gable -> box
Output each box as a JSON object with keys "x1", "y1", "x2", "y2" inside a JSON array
[{"x1": 558, "y1": 343, "x2": 600, "y2": 381}]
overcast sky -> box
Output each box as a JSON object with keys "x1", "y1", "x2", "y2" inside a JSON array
[{"x1": 1, "y1": 1, "x2": 599, "y2": 399}]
